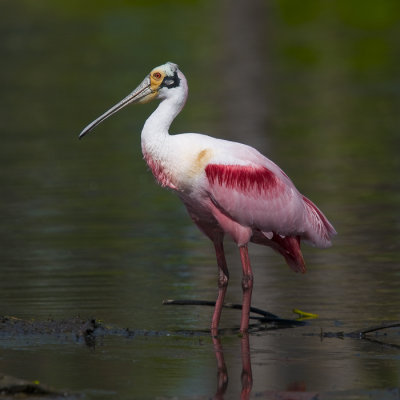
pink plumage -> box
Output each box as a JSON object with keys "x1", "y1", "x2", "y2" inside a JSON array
[
  {"x1": 79, "y1": 62, "x2": 336, "y2": 334},
  {"x1": 201, "y1": 162, "x2": 334, "y2": 272},
  {"x1": 205, "y1": 164, "x2": 279, "y2": 194}
]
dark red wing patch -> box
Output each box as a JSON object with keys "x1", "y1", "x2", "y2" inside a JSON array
[{"x1": 205, "y1": 164, "x2": 279, "y2": 194}]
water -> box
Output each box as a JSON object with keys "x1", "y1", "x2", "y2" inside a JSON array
[{"x1": 0, "y1": 1, "x2": 399, "y2": 399}]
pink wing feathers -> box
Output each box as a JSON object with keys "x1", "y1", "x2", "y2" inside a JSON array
[
  {"x1": 205, "y1": 162, "x2": 335, "y2": 245},
  {"x1": 202, "y1": 144, "x2": 336, "y2": 272},
  {"x1": 205, "y1": 163, "x2": 306, "y2": 238},
  {"x1": 301, "y1": 195, "x2": 337, "y2": 247},
  {"x1": 205, "y1": 164, "x2": 279, "y2": 194}
]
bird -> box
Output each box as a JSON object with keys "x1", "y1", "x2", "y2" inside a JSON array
[{"x1": 79, "y1": 62, "x2": 336, "y2": 335}]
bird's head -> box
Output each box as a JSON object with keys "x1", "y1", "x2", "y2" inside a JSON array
[
  {"x1": 147, "y1": 62, "x2": 182, "y2": 101},
  {"x1": 79, "y1": 61, "x2": 185, "y2": 139}
]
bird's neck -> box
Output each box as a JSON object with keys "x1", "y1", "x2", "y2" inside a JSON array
[
  {"x1": 140, "y1": 89, "x2": 187, "y2": 189},
  {"x1": 141, "y1": 91, "x2": 186, "y2": 157}
]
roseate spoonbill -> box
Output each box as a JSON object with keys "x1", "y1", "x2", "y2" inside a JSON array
[{"x1": 79, "y1": 62, "x2": 336, "y2": 334}]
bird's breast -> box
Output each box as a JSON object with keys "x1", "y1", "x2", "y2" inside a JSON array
[
  {"x1": 142, "y1": 149, "x2": 178, "y2": 190},
  {"x1": 142, "y1": 145, "x2": 214, "y2": 192}
]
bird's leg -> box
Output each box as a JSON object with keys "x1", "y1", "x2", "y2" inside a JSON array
[
  {"x1": 239, "y1": 245, "x2": 253, "y2": 333},
  {"x1": 211, "y1": 241, "x2": 229, "y2": 337}
]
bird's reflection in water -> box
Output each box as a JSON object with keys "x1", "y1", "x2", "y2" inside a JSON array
[
  {"x1": 212, "y1": 333, "x2": 252, "y2": 400},
  {"x1": 211, "y1": 333, "x2": 314, "y2": 400},
  {"x1": 212, "y1": 335, "x2": 229, "y2": 399},
  {"x1": 240, "y1": 333, "x2": 253, "y2": 399}
]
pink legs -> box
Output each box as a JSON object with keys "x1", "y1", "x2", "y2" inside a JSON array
[
  {"x1": 239, "y1": 245, "x2": 253, "y2": 333},
  {"x1": 211, "y1": 242, "x2": 253, "y2": 335},
  {"x1": 211, "y1": 241, "x2": 229, "y2": 336}
]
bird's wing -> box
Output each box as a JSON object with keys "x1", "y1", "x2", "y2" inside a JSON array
[
  {"x1": 203, "y1": 144, "x2": 307, "y2": 236},
  {"x1": 174, "y1": 134, "x2": 335, "y2": 247}
]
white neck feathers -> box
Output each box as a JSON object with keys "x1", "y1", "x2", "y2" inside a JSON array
[{"x1": 141, "y1": 70, "x2": 188, "y2": 156}]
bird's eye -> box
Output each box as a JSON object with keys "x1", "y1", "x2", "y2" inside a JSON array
[{"x1": 153, "y1": 72, "x2": 162, "y2": 79}]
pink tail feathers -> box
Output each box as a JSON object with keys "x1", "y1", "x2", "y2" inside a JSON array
[
  {"x1": 252, "y1": 232, "x2": 306, "y2": 273},
  {"x1": 258, "y1": 197, "x2": 335, "y2": 273},
  {"x1": 302, "y1": 196, "x2": 337, "y2": 248},
  {"x1": 271, "y1": 235, "x2": 306, "y2": 273},
  {"x1": 251, "y1": 197, "x2": 335, "y2": 273}
]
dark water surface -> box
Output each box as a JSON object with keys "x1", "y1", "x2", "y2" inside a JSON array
[{"x1": 1, "y1": 1, "x2": 399, "y2": 399}]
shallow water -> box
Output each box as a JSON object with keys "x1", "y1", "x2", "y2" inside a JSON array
[{"x1": 1, "y1": 1, "x2": 399, "y2": 399}]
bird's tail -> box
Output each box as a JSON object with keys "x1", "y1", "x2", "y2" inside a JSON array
[
  {"x1": 269, "y1": 234, "x2": 306, "y2": 273},
  {"x1": 302, "y1": 196, "x2": 337, "y2": 248},
  {"x1": 252, "y1": 232, "x2": 306, "y2": 273}
]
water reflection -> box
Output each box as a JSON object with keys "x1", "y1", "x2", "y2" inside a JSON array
[
  {"x1": 239, "y1": 334, "x2": 253, "y2": 400},
  {"x1": 212, "y1": 332, "x2": 325, "y2": 400},
  {"x1": 212, "y1": 336, "x2": 229, "y2": 399},
  {"x1": 212, "y1": 334, "x2": 252, "y2": 400},
  {"x1": 211, "y1": 327, "x2": 400, "y2": 400}
]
